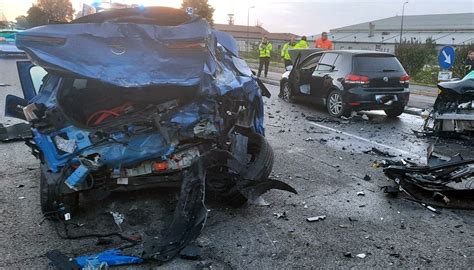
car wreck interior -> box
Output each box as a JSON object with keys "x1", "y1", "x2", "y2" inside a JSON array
[{"x1": 57, "y1": 78, "x2": 200, "y2": 128}]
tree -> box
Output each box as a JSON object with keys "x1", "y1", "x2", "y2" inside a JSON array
[
  {"x1": 37, "y1": 0, "x2": 74, "y2": 23},
  {"x1": 26, "y1": 6, "x2": 49, "y2": 27},
  {"x1": 181, "y1": 0, "x2": 215, "y2": 25},
  {"x1": 452, "y1": 44, "x2": 474, "y2": 78},
  {"x1": 395, "y1": 39, "x2": 437, "y2": 77},
  {"x1": 15, "y1": 15, "x2": 30, "y2": 29}
]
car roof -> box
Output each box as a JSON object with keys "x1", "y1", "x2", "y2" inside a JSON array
[{"x1": 329, "y1": 49, "x2": 396, "y2": 57}]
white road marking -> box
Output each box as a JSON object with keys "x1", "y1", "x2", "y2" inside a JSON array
[{"x1": 308, "y1": 121, "x2": 422, "y2": 159}]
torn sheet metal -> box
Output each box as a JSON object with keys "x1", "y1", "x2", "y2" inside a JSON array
[
  {"x1": 0, "y1": 122, "x2": 32, "y2": 142},
  {"x1": 384, "y1": 145, "x2": 474, "y2": 209},
  {"x1": 16, "y1": 13, "x2": 210, "y2": 88},
  {"x1": 423, "y1": 72, "x2": 474, "y2": 135}
]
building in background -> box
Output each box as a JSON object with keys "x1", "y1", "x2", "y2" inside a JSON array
[
  {"x1": 309, "y1": 13, "x2": 474, "y2": 53},
  {"x1": 214, "y1": 23, "x2": 298, "y2": 53}
]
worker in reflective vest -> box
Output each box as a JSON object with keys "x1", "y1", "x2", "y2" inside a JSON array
[
  {"x1": 293, "y1": 36, "x2": 309, "y2": 49},
  {"x1": 281, "y1": 37, "x2": 296, "y2": 68},
  {"x1": 258, "y1": 36, "x2": 272, "y2": 78},
  {"x1": 315, "y1": 32, "x2": 333, "y2": 50}
]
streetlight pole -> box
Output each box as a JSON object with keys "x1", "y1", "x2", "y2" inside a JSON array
[
  {"x1": 399, "y1": 1, "x2": 408, "y2": 44},
  {"x1": 247, "y1": 6, "x2": 255, "y2": 53}
]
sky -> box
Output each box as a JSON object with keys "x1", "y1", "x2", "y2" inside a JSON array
[{"x1": 0, "y1": 0, "x2": 473, "y2": 35}]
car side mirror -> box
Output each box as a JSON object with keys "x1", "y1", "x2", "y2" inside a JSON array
[
  {"x1": 286, "y1": 65, "x2": 293, "y2": 71},
  {"x1": 5, "y1": 95, "x2": 28, "y2": 121}
]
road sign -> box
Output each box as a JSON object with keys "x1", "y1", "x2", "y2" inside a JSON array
[
  {"x1": 438, "y1": 46, "x2": 455, "y2": 69},
  {"x1": 438, "y1": 71, "x2": 452, "y2": 81},
  {"x1": 186, "y1": 7, "x2": 194, "y2": 15}
]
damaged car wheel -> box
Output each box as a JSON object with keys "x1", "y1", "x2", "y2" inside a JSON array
[
  {"x1": 207, "y1": 132, "x2": 274, "y2": 207},
  {"x1": 40, "y1": 165, "x2": 79, "y2": 215}
]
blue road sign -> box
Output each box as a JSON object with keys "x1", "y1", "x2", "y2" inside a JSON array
[{"x1": 438, "y1": 46, "x2": 455, "y2": 69}]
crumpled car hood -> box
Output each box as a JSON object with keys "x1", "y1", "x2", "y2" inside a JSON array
[{"x1": 16, "y1": 17, "x2": 210, "y2": 87}]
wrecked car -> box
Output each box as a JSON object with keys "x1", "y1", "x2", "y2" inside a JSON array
[
  {"x1": 5, "y1": 7, "x2": 296, "y2": 263},
  {"x1": 422, "y1": 71, "x2": 474, "y2": 135}
]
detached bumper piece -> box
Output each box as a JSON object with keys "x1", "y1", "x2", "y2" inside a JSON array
[
  {"x1": 384, "y1": 150, "x2": 474, "y2": 209},
  {"x1": 0, "y1": 122, "x2": 32, "y2": 142}
]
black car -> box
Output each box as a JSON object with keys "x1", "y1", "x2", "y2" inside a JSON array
[{"x1": 280, "y1": 50, "x2": 410, "y2": 117}]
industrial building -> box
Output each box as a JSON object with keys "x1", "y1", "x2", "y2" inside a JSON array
[{"x1": 309, "y1": 13, "x2": 474, "y2": 53}]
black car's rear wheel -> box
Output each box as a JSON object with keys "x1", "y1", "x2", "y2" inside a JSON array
[
  {"x1": 280, "y1": 81, "x2": 294, "y2": 103},
  {"x1": 327, "y1": 90, "x2": 350, "y2": 118},
  {"x1": 384, "y1": 105, "x2": 404, "y2": 118}
]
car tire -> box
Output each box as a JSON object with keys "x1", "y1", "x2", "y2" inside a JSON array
[
  {"x1": 326, "y1": 89, "x2": 350, "y2": 118},
  {"x1": 40, "y1": 165, "x2": 79, "y2": 215},
  {"x1": 280, "y1": 81, "x2": 294, "y2": 103},
  {"x1": 207, "y1": 132, "x2": 274, "y2": 207},
  {"x1": 384, "y1": 106, "x2": 404, "y2": 118}
]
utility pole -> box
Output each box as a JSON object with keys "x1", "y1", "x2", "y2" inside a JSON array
[
  {"x1": 399, "y1": 1, "x2": 408, "y2": 44},
  {"x1": 247, "y1": 6, "x2": 255, "y2": 53}
]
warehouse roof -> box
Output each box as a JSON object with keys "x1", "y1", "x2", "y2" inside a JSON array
[{"x1": 332, "y1": 13, "x2": 474, "y2": 32}]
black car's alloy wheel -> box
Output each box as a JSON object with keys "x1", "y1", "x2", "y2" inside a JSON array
[
  {"x1": 280, "y1": 82, "x2": 294, "y2": 103},
  {"x1": 327, "y1": 90, "x2": 349, "y2": 117}
]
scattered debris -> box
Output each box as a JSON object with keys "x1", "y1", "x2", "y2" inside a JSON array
[
  {"x1": 307, "y1": 215, "x2": 326, "y2": 222},
  {"x1": 356, "y1": 253, "x2": 367, "y2": 259},
  {"x1": 179, "y1": 244, "x2": 202, "y2": 260},
  {"x1": 363, "y1": 147, "x2": 396, "y2": 158},
  {"x1": 110, "y1": 212, "x2": 125, "y2": 230},
  {"x1": 273, "y1": 212, "x2": 288, "y2": 220},
  {"x1": 384, "y1": 145, "x2": 474, "y2": 210}
]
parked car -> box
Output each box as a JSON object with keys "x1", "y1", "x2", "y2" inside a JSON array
[
  {"x1": 0, "y1": 30, "x2": 25, "y2": 56},
  {"x1": 280, "y1": 50, "x2": 410, "y2": 117}
]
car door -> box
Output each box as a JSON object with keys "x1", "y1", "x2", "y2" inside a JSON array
[
  {"x1": 5, "y1": 61, "x2": 48, "y2": 120},
  {"x1": 289, "y1": 53, "x2": 321, "y2": 97},
  {"x1": 311, "y1": 53, "x2": 340, "y2": 99}
]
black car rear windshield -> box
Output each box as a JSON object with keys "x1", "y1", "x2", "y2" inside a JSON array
[{"x1": 353, "y1": 55, "x2": 404, "y2": 73}]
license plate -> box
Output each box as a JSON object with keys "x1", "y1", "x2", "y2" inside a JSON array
[{"x1": 375, "y1": 95, "x2": 398, "y2": 104}]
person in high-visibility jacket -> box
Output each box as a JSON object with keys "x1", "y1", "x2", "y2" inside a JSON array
[
  {"x1": 257, "y1": 36, "x2": 272, "y2": 78},
  {"x1": 314, "y1": 32, "x2": 333, "y2": 50},
  {"x1": 281, "y1": 37, "x2": 296, "y2": 68},
  {"x1": 293, "y1": 36, "x2": 309, "y2": 49}
]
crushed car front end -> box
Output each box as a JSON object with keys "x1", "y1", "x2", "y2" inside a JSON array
[{"x1": 423, "y1": 72, "x2": 474, "y2": 135}]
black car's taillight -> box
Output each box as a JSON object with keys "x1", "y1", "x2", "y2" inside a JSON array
[
  {"x1": 400, "y1": 74, "x2": 410, "y2": 84},
  {"x1": 345, "y1": 74, "x2": 369, "y2": 84}
]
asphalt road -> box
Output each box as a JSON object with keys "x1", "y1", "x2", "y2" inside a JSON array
[{"x1": 0, "y1": 58, "x2": 473, "y2": 269}]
